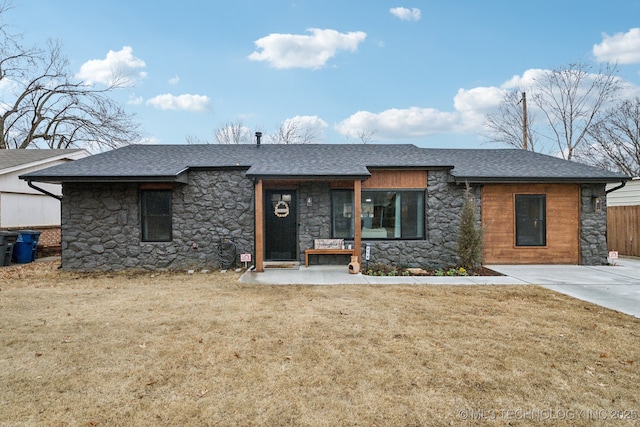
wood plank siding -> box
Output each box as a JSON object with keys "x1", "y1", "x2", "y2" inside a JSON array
[
  {"x1": 482, "y1": 184, "x2": 580, "y2": 264},
  {"x1": 362, "y1": 170, "x2": 427, "y2": 189},
  {"x1": 607, "y1": 205, "x2": 640, "y2": 257}
]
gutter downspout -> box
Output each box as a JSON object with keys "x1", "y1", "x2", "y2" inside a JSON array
[
  {"x1": 27, "y1": 180, "x2": 62, "y2": 201},
  {"x1": 605, "y1": 181, "x2": 626, "y2": 194}
]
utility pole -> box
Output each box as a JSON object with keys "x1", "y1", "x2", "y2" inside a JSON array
[{"x1": 521, "y1": 92, "x2": 528, "y2": 151}]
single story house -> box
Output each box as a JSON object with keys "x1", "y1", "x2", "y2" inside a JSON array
[
  {"x1": 20, "y1": 143, "x2": 629, "y2": 271},
  {"x1": 1, "y1": 149, "x2": 88, "y2": 250},
  {"x1": 606, "y1": 177, "x2": 640, "y2": 257}
]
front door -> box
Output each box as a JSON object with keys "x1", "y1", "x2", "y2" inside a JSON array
[{"x1": 265, "y1": 190, "x2": 298, "y2": 261}]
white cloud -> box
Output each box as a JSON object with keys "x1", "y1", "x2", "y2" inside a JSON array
[
  {"x1": 145, "y1": 94, "x2": 211, "y2": 112},
  {"x1": 248, "y1": 28, "x2": 367, "y2": 69},
  {"x1": 281, "y1": 115, "x2": 328, "y2": 142},
  {"x1": 500, "y1": 68, "x2": 547, "y2": 89},
  {"x1": 335, "y1": 79, "x2": 514, "y2": 140},
  {"x1": 389, "y1": 7, "x2": 421, "y2": 21},
  {"x1": 453, "y1": 86, "x2": 505, "y2": 131},
  {"x1": 284, "y1": 115, "x2": 328, "y2": 130},
  {"x1": 77, "y1": 46, "x2": 146, "y2": 86},
  {"x1": 127, "y1": 95, "x2": 144, "y2": 105},
  {"x1": 336, "y1": 107, "x2": 459, "y2": 140},
  {"x1": 169, "y1": 75, "x2": 180, "y2": 85},
  {"x1": 593, "y1": 28, "x2": 640, "y2": 64}
]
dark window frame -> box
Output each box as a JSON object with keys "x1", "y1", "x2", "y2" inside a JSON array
[
  {"x1": 515, "y1": 194, "x2": 547, "y2": 247},
  {"x1": 331, "y1": 189, "x2": 425, "y2": 240},
  {"x1": 141, "y1": 189, "x2": 173, "y2": 242}
]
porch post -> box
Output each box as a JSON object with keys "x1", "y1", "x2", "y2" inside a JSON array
[
  {"x1": 354, "y1": 179, "x2": 362, "y2": 262},
  {"x1": 255, "y1": 179, "x2": 264, "y2": 272}
]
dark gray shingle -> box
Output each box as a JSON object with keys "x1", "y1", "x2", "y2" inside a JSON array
[
  {"x1": 0, "y1": 149, "x2": 85, "y2": 172},
  {"x1": 20, "y1": 144, "x2": 629, "y2": 184}
]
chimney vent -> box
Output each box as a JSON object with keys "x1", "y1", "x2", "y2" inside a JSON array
[{"x1": 255, "y1": 132, "x2": 262, "y2": 148}]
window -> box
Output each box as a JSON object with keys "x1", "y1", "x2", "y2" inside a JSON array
[
  {"x1": 331, "y1": 190, "x2": 425, "y2": 240},
  {"x1": 515, "y1": 194, "x2": 546, "y2": 246},
  {"x1": 141, "y1": 190, "x2": 172, "y2": 242}
]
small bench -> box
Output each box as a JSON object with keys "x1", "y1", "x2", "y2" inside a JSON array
[{"x1": 305, "y1": 248, "x2": 355, "y2": 267}]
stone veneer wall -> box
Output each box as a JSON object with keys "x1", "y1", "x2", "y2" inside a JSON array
[
  {"x1": 297, "y1": 182, "x2": 354, "y2": 265},
  {"x1": 298, "y1": 181, "x2": 331, "y2": 257},
  {"x1": 580, "y1": 183, "x2": 608, "y2": 265},
  {"x1": 61, "y1": 170, "x2": 254, "y2": 271}
]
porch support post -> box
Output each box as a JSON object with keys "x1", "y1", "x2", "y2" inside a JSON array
[
  {"x1": 255, "y1": 179, "x2": 264, "y2": 272},
  {"x1": 354, "y1": 179, "x2": 362, "y2": 262}
]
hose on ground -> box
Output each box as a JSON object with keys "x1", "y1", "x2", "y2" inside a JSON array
[{"x1": 217, "y1": 239, "x2": 237, "y2": 269}]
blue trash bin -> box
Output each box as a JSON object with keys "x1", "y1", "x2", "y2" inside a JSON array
[
  {"x1": 0, "y1": 231, "x2": 19, "y2": 266},
  {"x1": 12, "y1": 230, "x2": 42, "y2": 264}
]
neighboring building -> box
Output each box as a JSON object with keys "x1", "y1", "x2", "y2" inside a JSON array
[
  {"x1": 20, "y1": 144, "x2": 629, "y2": 271},
  {"x1": 1, "y1": 149, "x2": 89, "y2": 250},
  {"x1": 606, "y1": 177, "x2": 640, "y2": 257}
]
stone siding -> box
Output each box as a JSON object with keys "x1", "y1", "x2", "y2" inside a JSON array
[
  {"x1": 580, "y1": 183, "x2": 608, "y2": 265},
  {"x1": 60, "y1": 168, "x2": 608, "y2": 271},
  {"x1": 61, "y1": 170, "x2": 254, "y2": 271}
]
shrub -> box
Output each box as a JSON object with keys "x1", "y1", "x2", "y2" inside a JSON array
[{"x1": 457, "y1": 183, "x2": 483, "y2": 270}]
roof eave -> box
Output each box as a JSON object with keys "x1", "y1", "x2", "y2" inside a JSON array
[
  {"x1": 247, "y1": 173, "x2": 372, "y2": 181},
  {"x1": 453, "y1": 176, "x2": 631, "y2": 184},
  {"x1": 20, "y1": 174, "x2": 188, "y2": 185}
]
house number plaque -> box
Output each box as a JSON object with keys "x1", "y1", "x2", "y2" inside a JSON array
[{"x1": 274, "y1": 200, "x2": 290, "y2": 218}]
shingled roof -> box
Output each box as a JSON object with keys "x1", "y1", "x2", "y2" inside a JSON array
[
  {"x1": 19, "y1": 143, "x2": 629, "y2": 184},
  {"x1": 0, "y1": 149, "x2": 87, "y2": 174}
]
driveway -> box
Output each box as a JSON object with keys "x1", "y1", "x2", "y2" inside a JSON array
[{"x1": 488, "y1": 257, "x2": 640, "y2": 318}]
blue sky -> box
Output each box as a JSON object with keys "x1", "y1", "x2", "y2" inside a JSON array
[{"x1": 6, "y1": 0, "x2": 640, "y2": 149}]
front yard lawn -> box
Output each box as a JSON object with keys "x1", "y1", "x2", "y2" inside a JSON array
[{"x1": 1, "y1": 261, "x2": 638, "y2": 426}]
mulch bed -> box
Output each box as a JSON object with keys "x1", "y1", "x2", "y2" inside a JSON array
[{"x1": 361, "y1": 264, "x2": 504, "y2": 277}]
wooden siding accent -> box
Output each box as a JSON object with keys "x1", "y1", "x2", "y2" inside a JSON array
[
  {"x1": 263, "y1": 180, "x2": 300, "y2": 189},
  {"x1": 354, "y1": 179, "x2": 362, "y2": 262},
  {"x1": 330, "y1": 180, "x2": 355, "y2": 189},
  {"x1": 607, "y1": 205, "x2": 640, "y2": 257},
  {"x1": 254, "y1": 179, "x2": 264, "y2": 272},
  {"x1": 482, "y1": 184, "x2": 580, "y2": 264},
  {"x1": 362, "y1": 170, "x2": 427, "y2": 189},
  {"x1": 139, "y1": 183, "x2": 173, "y2": 190}
]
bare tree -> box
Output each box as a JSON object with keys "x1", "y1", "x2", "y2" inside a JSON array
[
  {"x1": 185, "y1": 134, "x2": 207, "y2": 145},
  {"x1": 482, "y1": 62, "x2": 620, "y2": 160},
  {"x1": 532, "y1": 61, "x2": 620, "y2": 160},
  {"x1": 214, "y1": 119, "x2": 253, "y2": 144},
  {"x1": 268, "y1": 119, "x2": 317, "y2": 144},
  {"x1": 483, "y1": 90, "x2": 539, "y2": 151},
  {"x1": 577, "y1": 97, "x2": 640, "y2": 176},
  {"x1": 0, "y1": 3, "x2": 141, "y2": 150},
  {"x1": 356, "y1": 128, "x2": 377, "y2": 144}
]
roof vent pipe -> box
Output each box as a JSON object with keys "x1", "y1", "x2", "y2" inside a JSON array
[{"x1": 255, "y1": 132, "x2": 262, "y2": 148}]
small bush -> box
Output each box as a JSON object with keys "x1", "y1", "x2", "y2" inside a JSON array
[{"x1": 457, "y1": 183, "x2": 483, "y2": 270}]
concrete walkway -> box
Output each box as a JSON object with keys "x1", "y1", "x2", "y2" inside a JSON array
[
  {"x1": 489, "y1": 258, "x2": 640, "y2": 319},
  {"x1": 239, "y1": 258, "x2": 640, "y2": 318}
]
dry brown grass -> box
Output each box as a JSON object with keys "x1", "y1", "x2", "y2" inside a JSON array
[{"x1": 1, "y1": 261, "x2": 639, "y2": 426}]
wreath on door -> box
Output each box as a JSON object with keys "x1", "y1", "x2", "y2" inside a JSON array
[{"x1": 274, "y1": 200, "x2": 290, "y2": 218}]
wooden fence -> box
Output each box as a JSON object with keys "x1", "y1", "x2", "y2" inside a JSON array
[{"x1": 607, "y1": 205, "x2": 640, "y2": 257}]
